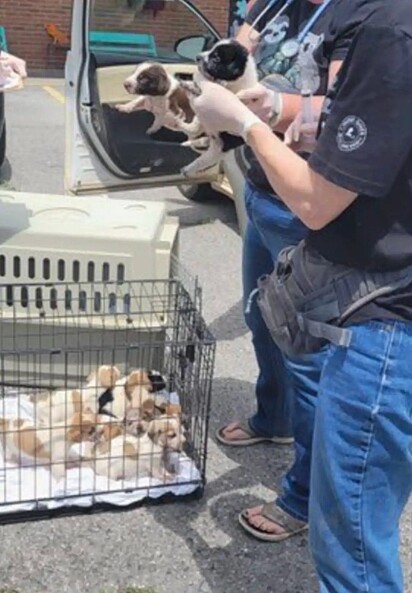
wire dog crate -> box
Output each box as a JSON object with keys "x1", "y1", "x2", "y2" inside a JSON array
[
  {"x1": 0, "y1": 191, "x2": 214, "y2": 521},
  {"x1": 0, "y1": 278, "x2": 215, "y2": 522}
]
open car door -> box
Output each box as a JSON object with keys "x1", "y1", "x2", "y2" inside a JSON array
[{"x1": 65, "y1": 0, "x2": 221, "y2": 195}]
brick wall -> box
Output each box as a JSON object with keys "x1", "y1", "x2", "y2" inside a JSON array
[{"x1": 0, "y1": 0, "x2": 229, "y2": 72}]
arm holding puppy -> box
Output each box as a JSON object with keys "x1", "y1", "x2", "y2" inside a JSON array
[
  {"x1": 236, "y1": 60, "x2": 341, "y2": 134},
  {"x1": 235, "y1": 18, "x2": 342, "y2": 133},
  {"x1": 190, "y1": 81, "x2": 356, "y2": 231}
]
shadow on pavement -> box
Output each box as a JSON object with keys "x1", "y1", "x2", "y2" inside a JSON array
[{"x1": 149, "y1": 376, "x2": 316, "y2": 593}]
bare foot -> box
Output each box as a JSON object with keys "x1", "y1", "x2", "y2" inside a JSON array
[{"x1": 243, "y1": 504, "x2": 288, "y2": 536}]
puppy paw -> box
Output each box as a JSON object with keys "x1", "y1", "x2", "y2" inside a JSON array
[
  {"x1": 181, "y1": 166, "x2": 194, "y2": 178},
  {"x1": 115, "y1": 103, "x2": 132, "y2": 113},
  {"x1": 146, "y1": 125, "x2": 161, "y2": 135}
]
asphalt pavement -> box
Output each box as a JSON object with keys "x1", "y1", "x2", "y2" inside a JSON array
[{"x1": 0, "y1": 79, "x2": 411, "y2": 593}]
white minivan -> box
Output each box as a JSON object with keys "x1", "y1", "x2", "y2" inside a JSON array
[{"x1": 65, "y1": 0, "x2": 248, "y2": 233}]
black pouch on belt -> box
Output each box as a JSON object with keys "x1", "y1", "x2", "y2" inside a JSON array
[{"x1": 256, "y1": 241, "x2": 412, "y2": 358}]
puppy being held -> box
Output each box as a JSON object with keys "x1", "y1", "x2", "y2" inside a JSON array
[
  {"x1": 116, "y1": 62, "x2": 198, "y2": 137},
  {"x1": 180, "y1": 39, "x2": 259, "y2": 178}
]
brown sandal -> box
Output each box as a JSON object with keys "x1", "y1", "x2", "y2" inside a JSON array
[
  {"x1": 216, "y1": 421, "x2": 293, "y2": 447},
  {"x1": 238, "y1": 501, "x2": 308, "y2": 542}
]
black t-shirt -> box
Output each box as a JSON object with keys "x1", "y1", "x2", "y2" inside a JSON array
[
  {"x1": 243, "y1": 0, "x2": 377, "y2": 193},
  {"x1": 308, "y1": 3, "x2": 412, "y2": 322}
]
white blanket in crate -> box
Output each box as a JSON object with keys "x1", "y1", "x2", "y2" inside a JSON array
[{"x1": 0, "y1": 393, "x2": 200, "y2": 515}]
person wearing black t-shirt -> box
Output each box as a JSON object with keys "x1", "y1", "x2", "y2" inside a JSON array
[
  {"x1": 217, "y1": 0, "x2": 375, "y2": 542},
  {"x1": 192, "y1": 1, "x2": 412, "y2": 590}
]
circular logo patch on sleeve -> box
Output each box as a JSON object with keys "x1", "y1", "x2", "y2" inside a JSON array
[{"x1": 337, "y1": 115, "x2": 367, "y2": 152}]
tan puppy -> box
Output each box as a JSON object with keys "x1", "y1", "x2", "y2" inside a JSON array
[
  {"x1": 0, "y1": 412, "x2": 98, "y2": 479},
  {"x1": 35, "y1": 365, "x2": 121, "y2": 426},
  {"x1": 147, "y1": 415, "x2": 186, "y2": 453}
]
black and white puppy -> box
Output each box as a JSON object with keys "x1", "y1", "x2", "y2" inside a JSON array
[{"x1": 180, "y1": 39, "x2": 258, "y2": 177}]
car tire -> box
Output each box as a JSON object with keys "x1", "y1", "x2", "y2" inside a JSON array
[
  {"x1": 0, "y1": 124, "x2": 5, "y2": 168},
  {"x1": 179, "y1": 182, "x2": 221, "y2": 203}
]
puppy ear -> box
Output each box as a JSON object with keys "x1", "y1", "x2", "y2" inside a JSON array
[
  {"x1": 165, "y1": 403, "x2": 182, "y2": 416},
  {"x1": 98, "y1": 365, "x2": 121, "y2": 388},
  {"x1": 125, "y1": 369, "x2": 152, "y2": 397},
  {"x1": 70, "y1": 412, "x2": 82, "y2": 426},
  {"x1": 68, "y1": 422, "x2": 81, "y2": 443},
  {"x1": 142, "y1": 398, "x2": 155, "y2": 414},
  {"x1": 103, "y1": 423, "x2": 123, "y2": 441},
  {"x1": 147, "y1": 419, "x2": 160, "y2": 440}
]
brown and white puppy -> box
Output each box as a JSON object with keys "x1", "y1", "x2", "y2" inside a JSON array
[
  {"x1": 123, "y1": 369, "x2": 157, "y2": 435},
  {"x1": 116, "y1": 62, "x2": 198, "y2": 136},
  {"x1": 147, "y1": 415, "x2": 186, "y2": 453},
  {"x1": 0, "y1": 412, "x2": 99, "y2": 479},
  {"x1": 180, "y1": 39, "x2": 259, "y2": 177},
  {"x1": 35, "y1": 365, "x2": 121, "y2": 426},
  {"x1": 88, "y1": 432, "x2": 169, "y2": 482},
  {"x1": 101, "y1": 369, "x2": 155, "y2": 421}
]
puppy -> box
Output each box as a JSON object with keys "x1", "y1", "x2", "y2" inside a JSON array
[
  {"x1": 88, "y1": 432, "x2": 169, "y2": 482},
  {"x1": 147, "y1": 415, "x2": 186, "y2": 453},
  {"x1": 0, "y1": 412, "x2": 98, "y2": 479},
  {"x1": 99, "y1": 369, "x2": 155, "y2": 421},
  {"x1": 35, "y1": 365, "x2": 120, "y2": 426},
  {"x1": 116, "y1": 62, "x2": 198, "y2": 136},
  {"x1": 154, "y1": 397, "x2": 182, "y2": 417},
  {"x1": 123, "y1": 370, "x2": 157, "y2": 435},
  {"x1": 180, "y1": 39, "x2": 259, "y2": 177}
]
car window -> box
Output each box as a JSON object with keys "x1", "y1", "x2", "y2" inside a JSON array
[{"x1": 89, "y1": 0, "x2": 218, "y2": 62}]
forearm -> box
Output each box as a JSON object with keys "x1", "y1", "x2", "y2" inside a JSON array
[
  {"x1": 273, "y1": 60, "x2": 342, "y2": 133},
  {"x1": 274, "y1": 94, "x2": 324, "y2": 133},
  {"x1": 246, "y1": 122, "x2": 356, "y2": 229},
  {"x1": 236, "y1": 23, "x2": 257, "y2": 52}
]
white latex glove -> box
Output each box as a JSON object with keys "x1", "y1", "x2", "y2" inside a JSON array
[
  {"x1": 190, "y1": 80, "x2": 261, "y2": 140},
  {"x1": 284, "y1": 111, "x2": 319, "y2": 153},
  {"x1": 0, "y1": 52, "x2": 27, "y2": 78},
  {"x1": 237, "y1": 83, "x2": 281, "y2": 124}
]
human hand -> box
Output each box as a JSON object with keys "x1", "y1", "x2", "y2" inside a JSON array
[
  {"x1": 237, "y1": 83, "x2": 281, "y2": 124},
  {"x1": 190, "y1": 81, "x2": 261, "y2": 140},
  {"x1": 284, "y1": 111, "x2": 319, "y2": 153},
  {"x1": 0, "y1": 52, "x2": 27, "y2": 79}
]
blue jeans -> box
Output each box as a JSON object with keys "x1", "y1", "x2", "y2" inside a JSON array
[
  {"x1": 243, "y1": 181, "x2": 308, "y2": 439},
  {"x1": 308, "y1": 321, "x2": 412, "y2": 592},
  {"x1": 243, "y1": 181, "x2": 323, "y2": 521}
]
